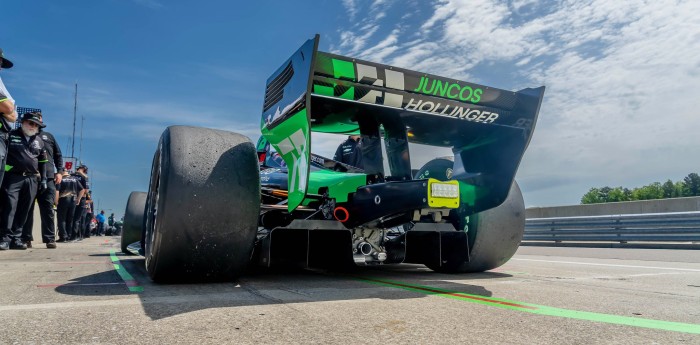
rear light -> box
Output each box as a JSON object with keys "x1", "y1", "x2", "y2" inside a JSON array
[{"x1": 427, "y1": 179, "x2": 460, "y2": 208}]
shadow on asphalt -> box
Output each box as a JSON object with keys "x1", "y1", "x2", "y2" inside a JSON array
[
  {"x1": 54, "y1": 270, "x2": 134, "y2": 296},
  {"x1": 55, "y1": 255, "x2": 511, "y2": 320}
]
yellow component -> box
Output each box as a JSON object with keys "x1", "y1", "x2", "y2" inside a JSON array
[{"x1": 427, "y1": 178, "x2": 460, "y2": 208}]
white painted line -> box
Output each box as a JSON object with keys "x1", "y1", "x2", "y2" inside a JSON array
[
  {"x1": 512, "y1": 258, "x2": 700, "y2": 272},
  {"x1": 0, "y1": 291, "x2": 264, "y2": 312},
  {"x1": 625, "y1": 272, "x2": 686, "y2": 278},
  {"x1": 0, "y1": 297, "x2": 142, "y2": 312},
  {"x1": 582, "y1": 272, "x2": 684, "y2": 280}
]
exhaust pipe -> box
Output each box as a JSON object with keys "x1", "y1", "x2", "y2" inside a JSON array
[
  {"x1": 353, "y1": 242, "x2": 372, "y2": 264},
  {"x1": 358, "y1": 242, "x2": 372, "y2": 255}
]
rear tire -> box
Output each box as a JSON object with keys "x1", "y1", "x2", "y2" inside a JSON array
[
  {"x1": 121, "y1": 191, "x2": 146, "y2": 254},
  {"x1": 413, "y1": 157, "x2": 454, "y2": 180},
  {"x1": 144, "y1": 126, "x2": 260, "y2": 282},
  {"x1": 429, "y1": 182, "x2": 524, "y2": 273},
  {"x1": 416, "y1": 157, "x2": 525, "y2": 273}
]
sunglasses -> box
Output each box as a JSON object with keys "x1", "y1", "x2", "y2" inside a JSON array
[{"x1": 26, "y1": 122, "x2": 39, "y2": 127}]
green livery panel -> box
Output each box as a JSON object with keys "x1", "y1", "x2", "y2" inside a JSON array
[
  {"x1": 261, "y1": 109, "x2": 311, "y2": 210},
  {"x1": 306, "y1": 170, "x2": 367, "y2": 204}
]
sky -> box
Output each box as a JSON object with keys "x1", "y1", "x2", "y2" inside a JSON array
[{"x1": 3, "y1": 0, "x2": 699, "y2": 216}]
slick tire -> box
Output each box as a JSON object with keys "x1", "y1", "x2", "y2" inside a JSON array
[
  {"x1": 416, "y1": 157, "x2": 525, "y2": 273},
  {"x1": 429, "y1": 181, "x2": 525, "y2": 273},
  {"x1": 413, "y1": 157, "x2": 454, "y2": 180},
  {"x1": 121, "y1": 191, "x2": 146, "y2": 254},
  {"x1": 144, "y1": 126, "x2": 260, "y2": 283}
]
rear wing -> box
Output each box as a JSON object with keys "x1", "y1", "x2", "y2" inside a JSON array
[{"x1": 262, "y1": 35, "x2": 545, "y2": 212}]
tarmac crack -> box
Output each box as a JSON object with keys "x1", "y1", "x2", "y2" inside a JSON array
[{"x1": 238, "y1": 281, "x2": 312, "y2": 319}]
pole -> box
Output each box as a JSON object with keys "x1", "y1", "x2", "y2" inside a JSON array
[
  {"x1": 71, "y1": 82, "x2": 77, "y2": 158},
  {"x1": 65, "y1": 134, "x2": 73, "y2": 173},
  {"x1": 79, "y1": 115, "x2": 84, "y2": 162}
]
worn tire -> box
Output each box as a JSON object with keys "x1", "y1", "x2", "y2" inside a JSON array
[
  {"x1": 413, "y1": 157, "x2": 454, "y2": 180},
  {"x1": 432, "y1": 182, "x2": 524, "y2": 273},
  {"x1": 121, "y1": 191, "x2": 146, "y2": 254},
  {"x1": 144, "y1": 126, "x2": 260, "y2": 283},
  {"x1": 416, "y1": 157, "x2": 525, "y2": 273}
]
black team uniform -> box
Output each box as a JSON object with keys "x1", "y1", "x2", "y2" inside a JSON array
[
  {"x1": 0, "y1": 50, "x2": 16, "y2": 188},
  {"x1": 333, "y1": 136, "x2": 363, "y2": 168},
  {"x1": 0, "y1": 123, "x2": 47, "y2": 250},
  {"x1": 71, "y1": 168, "x2": 89, "y2": 240},
  {"x1": 84, "y1": 193, "x2": 93, "y2": 237},
  {"x1": 22, "y1": 129, "x2": 63, "y2": 245},
  {"x1": 56, "y1": 173, "x2": 85, "y2": 241},
  {"x1": 0, "y1": 89, "x2": 12, "y2": 187}
]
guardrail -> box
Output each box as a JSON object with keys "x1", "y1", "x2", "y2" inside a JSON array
[{"x1": 523, "y1": 211, "x2": 700, "y2": 245}]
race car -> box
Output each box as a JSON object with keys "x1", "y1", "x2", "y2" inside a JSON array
[{"x1": 121, "y1": 35, "x2": 545, "y2": 282}]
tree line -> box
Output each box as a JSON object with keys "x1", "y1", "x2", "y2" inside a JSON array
[{"x1": 581, "y1": 173, "x2": 700, "y2": 204}]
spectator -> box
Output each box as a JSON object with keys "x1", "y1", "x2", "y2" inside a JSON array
[
  {"x1": 107, "y1": 213, "x2": 115, "y2": 235},
  {"x1": 0, "y1": 112, "x2": 48, "y2": 250},
  {"x1": 0, "y1": 48, "x2": 18, "y2": 188},
  {"x1": 22, "y1": 113, "x2": 64, "y2": 247},
  {"x1": 89, "y1": 216, "x2": 96, "y2": 235},
  {"x1": 83, "y1": 192, "x2": 93, "y2": 238},
  {"x1": 96, "y1": 210, "x2": 106, "y2": 236},
  {"x1": 333, "y1": 135, "x2": 363, "y2": 168}
]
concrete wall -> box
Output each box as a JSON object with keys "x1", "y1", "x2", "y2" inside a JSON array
[{"x1": 526, "y1": 197, "x2": 700, "y2": 218}]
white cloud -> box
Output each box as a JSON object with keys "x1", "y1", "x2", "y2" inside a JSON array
[
  {"x1": 332, "y1": 0, "x2": 700, "y2": 206},
  {"x1": 337, "y1": 0, "x2": 400, "y2": 56},
  {"x1": 355, "y1": 28, "x2": 400, "y2": 61},
  {"x1": 342, "y1": 0, "x2": 358, "y2": 20},
  {"x1": 339, "y1": 25, "x2": 380, "y2": 55}
]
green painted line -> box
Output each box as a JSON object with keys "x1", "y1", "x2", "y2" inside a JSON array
[
  {"x1": 109, "y1": 250, "x2": 143, "y2": 293},
  {"x1": 357, "y1": 277, "x2": 700, "y2": 334}
]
